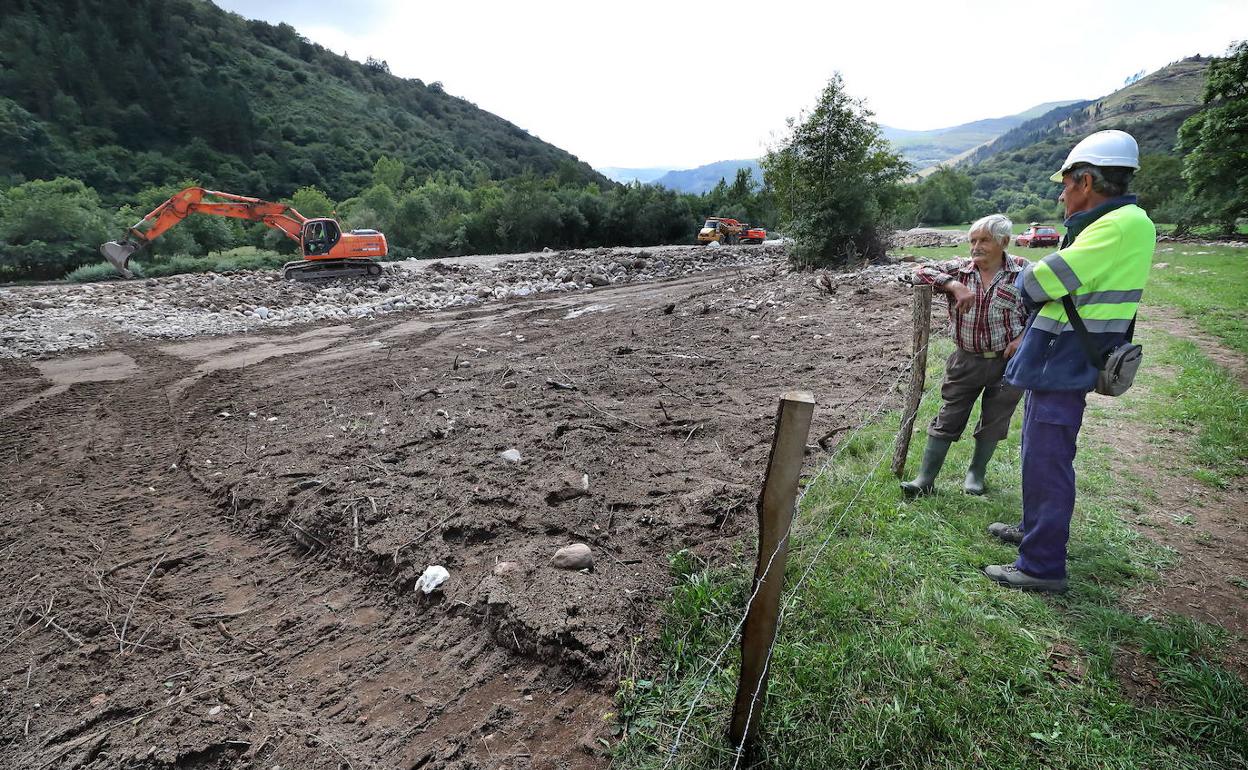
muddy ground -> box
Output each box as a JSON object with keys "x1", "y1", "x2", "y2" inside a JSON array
[{"x1": 0, "y1": 246, "x2": 917, "y2": 768}]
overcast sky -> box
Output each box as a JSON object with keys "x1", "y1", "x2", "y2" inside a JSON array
[{"x1": 212, "y1": 0, "x2": 1245, "y2": 170}]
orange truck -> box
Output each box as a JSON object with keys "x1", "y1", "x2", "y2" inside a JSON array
[
  {"x1": 101, "y1": 187, "x2": 388, "y2": 280},
  {"x1": 696, "y1": 217, "x2": 766, "y2": 245}
]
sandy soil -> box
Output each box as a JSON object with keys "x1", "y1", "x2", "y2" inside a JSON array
[{"x1": 0, "y1": 251, "x2": 916, "y2": 768}]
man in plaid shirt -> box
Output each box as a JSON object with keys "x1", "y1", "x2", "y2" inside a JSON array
[{"x1": 901, "y1": 214, "x2": 1029, "y2": 497}]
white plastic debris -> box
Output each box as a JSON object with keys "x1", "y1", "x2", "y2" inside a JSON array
[{"x1": 415, "y1": 565, "x2": 450, "y2": 594}]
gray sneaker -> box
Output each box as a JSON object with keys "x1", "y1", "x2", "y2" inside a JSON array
[
  {"x1": 987, "y1": 522, "x2": 1024, "y2": 545},
  {"x1": 982, "y1": 564, "x2": 1068, "y2": 593}
]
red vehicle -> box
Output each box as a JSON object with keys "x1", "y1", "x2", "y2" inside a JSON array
[
  {"x1": 1015, "y1": 223, "x2": 1061, "y2": 248},
  {"x1": 739, "y1": 225, "x2": 767, "y2": 244}
]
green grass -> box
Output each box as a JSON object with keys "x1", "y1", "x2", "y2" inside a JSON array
[
  {"x1": 1154, "y1": 223, "x2": 1248, "y2": 237},
  {"x1": 1146, "y1": 244, "x2": 1248, "y2": 356},
  {"x1": 614, "y1": 332, "x2": 1247, "y2": 769},
  {"x1": 1137, "y1": 335, "x2": 1248, "y2": 486}
]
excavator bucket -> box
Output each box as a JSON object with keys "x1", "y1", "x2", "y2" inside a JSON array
[{"x1": 100, "y1": 241, "x2": 137, "y2": 278}]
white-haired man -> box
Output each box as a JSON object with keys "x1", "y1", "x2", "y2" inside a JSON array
[{"x1": 902, "y1": 214, "x2": 1028, "y2": 497}]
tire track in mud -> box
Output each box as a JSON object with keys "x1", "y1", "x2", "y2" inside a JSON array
[
  {"x1": 2, "y1": 263, "x2": 917, "y2": 768},
  {"x1": 1, "y1": 320, "x2": 607, "y2": 769}
]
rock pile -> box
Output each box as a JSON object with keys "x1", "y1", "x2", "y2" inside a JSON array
[
  {"x1": 891, "y1": 228, "x2": 968, "y2": 248},
  {"x1": 0, "y1": 244, "x2": 782, "y2": 359}
]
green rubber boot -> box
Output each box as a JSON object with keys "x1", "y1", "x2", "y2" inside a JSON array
[
  {"x1": 963, "y1": 439, "x2": 999, "y2": 496},
  {"x1": 900, "y1": 437, "x2": 952, "y2": 498}
]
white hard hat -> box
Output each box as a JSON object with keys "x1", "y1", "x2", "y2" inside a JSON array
[{"x1": 1050, "y1": 129, "x2": 1141, "y2": 182}]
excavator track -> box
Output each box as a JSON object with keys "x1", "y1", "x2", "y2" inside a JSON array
[{"x1": 281, "y1": 258, "x2": 384, "y2": 281}]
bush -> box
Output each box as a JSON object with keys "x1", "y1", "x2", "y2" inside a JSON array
[
  {"x1": 66, "y1": 261, "x2": 143, "y2": 282},
  {"x1": 65, "y1": 246, "x2": 287, "y2": 282}
]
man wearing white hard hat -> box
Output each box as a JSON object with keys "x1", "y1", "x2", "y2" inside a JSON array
[{"x1": 983, "y1": 129, "x2": 1155, "y2": 593}]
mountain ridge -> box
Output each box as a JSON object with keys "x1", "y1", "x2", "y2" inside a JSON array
[{"x1": 0, "y1": 0, "x2": 606, "y2": 202}]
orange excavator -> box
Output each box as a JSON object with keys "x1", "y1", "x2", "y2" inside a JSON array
[{"x1": 101, "y1": 187, "x2": 388, "y2": 280}]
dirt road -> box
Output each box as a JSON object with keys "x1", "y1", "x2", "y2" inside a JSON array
[{"x1": 1, "y1": 250, "x2": 915, "y2": 768}]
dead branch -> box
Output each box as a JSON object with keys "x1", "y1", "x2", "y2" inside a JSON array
[
  {"x1": 816, "y1": 424, "x2": 853, "y2": 450},
  {"x1": 392, "y1": 511, "x2": 458, "y2": 568},
  {"x1": 647, "y1": 370, "x2": 710, "y2": 407},
  {"x1": 27, "y1": 596, "x2": 83, "y2": 648},
  {"x1": 216, "y1": 621, "x2": 263, "y2": 653},
  {"x1": 308, "y1": 731, "x2": 355, "y2": 769},
  {"x1": 119, "y1": 551, "x2": 166, "y2": 654}
]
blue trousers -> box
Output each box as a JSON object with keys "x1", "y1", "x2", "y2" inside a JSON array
[{"x1": 1015, "y1": 390, "x2": 1087, "y2": 579}]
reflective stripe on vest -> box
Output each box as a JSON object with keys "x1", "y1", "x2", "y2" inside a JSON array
[{"x1": 1020, "y1": 204, "x2": 1154, "y2": 329}]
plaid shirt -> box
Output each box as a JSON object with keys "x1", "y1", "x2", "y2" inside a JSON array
[{"x1": 912, "y1": 254, "x2": 1028, "y2": 353}]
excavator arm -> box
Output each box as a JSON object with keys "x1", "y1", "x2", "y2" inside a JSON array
[{"x1": 101, "y1": 187, "x2": 307, "y2": 277}]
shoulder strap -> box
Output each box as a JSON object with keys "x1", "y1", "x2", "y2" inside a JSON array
[
  {"x1": 1061, "y1": 295, "x2": 1139, "y2": 370},
  {"x1": 1061, "y1": 295, "x2": 1107, "y2": 371}
]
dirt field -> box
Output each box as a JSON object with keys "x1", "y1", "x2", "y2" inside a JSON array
[{"x1": 0, "y1": 247, "x2": 916, "y2": 768}]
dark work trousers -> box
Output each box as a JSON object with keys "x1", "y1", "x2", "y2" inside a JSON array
[
  {"x1": 1014, "y1": 390, "x2": 1088, "y2": 579},
  {"x1": 927, "y1": 349, "x2": 1023, "y2": 442}
]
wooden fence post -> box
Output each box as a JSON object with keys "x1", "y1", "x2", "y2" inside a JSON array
[
  {"x1": 728, "y1": 390, "x2": 815, "y2": 754},
  {"x1": 891, "y1": 284, "x2": 933, "y2": 478}
]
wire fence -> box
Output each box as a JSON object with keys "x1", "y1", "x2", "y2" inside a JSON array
[
  {"x1": 661, "y1": 340, "x2": 942, "y2": 769},
  {"x1": 727, "y1": 372, "x2": 945, "y2": 767}
]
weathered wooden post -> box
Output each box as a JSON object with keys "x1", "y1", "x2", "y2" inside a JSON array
[
  {"x1": 728, "y1": 390, "x2": 815, "y2": 753},
  {"x1": 891, "y1": 284, "x2": 933, "y2": 477}
]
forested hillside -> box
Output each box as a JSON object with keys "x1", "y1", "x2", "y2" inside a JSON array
[
  {"x1": 959, "y1": 57, "x2": 1211, "y2": 222},
  {"x1": 0, "y1": 0, "x2": 604, "y2": 201}
]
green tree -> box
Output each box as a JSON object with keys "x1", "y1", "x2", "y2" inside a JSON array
[
  {"x1": 1177, "y1": 40, "x2": 1248, "y2": 233},
  {"x1": 762, "y1": 73, "x2": 910, "y2": 267},
  {"x1": 372, "y1": 155, "x2": 405, "y2": 191},
  {"x1": 290, "y1": 186, "x2": 335, "y2": 218},
  {"x1": 916, "y1": 168, "x2": 973, "y2": 225},
  {"x1": 1133, "y1": 154, "x2": 1184, "y2": 215},
  {"x1": 0, "y1": 177, "x2": 113, "y2": 279}
]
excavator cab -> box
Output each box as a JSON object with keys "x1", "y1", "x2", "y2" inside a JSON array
[{"x1": 302, "y1": 219, "x2": 341, "y2": 257}]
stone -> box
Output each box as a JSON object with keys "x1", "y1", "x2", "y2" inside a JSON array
[
  {"x1": 493, "y1": 561, "x2": 522, "y2": 577},
  {"x1": 586, "y1": 273, "x2": 610, "y2": 287},
  {"x1": 499, "y1": 448, "x2": 522, "y2": 464},
  {"x1": 552, "y1": 543, "x2": 592, "y2": 570},
  {"x1": 546, "y1": 471, "x2": 590, "y2": 503}
]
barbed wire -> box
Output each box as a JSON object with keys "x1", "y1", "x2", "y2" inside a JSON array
[
  {"x1": 660, "y1": 340, "x2": 935, "y2": 769},
  {"x1": 727, "y1": 373, "x2": 944, "y2": 768}
]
